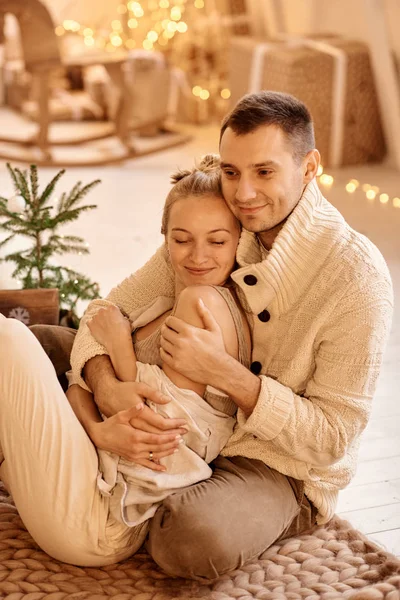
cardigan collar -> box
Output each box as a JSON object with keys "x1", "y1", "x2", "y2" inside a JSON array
[{"x1": 231, "y1": 179, "x2": 347, "y2": 316}]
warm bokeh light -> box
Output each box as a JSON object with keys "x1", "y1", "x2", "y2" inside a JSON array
[
  {"x1": 366, "y1": 190, "x2": 376, "y2": 200},
  {"x1": 393, "y1": 197, "x2": 400, "y2": 208},
  {"x1": 194, "y1": 0, "x2": 204, "y2": 7},
  {"x1": 176, "y1": 21, "x2": 188, "y2": 32},
  {"x1": 128, "y1": 18, "x2": 138, "y2": 28},
  {"x1": 380, "y1": 193, "x2": 389, "y2": 204},
  {"x1": 345, "y1": 182, "x2": 357, "y2": 193},
  {"x1": 147, "y1": 30, "x2": 159, "y2": 42},
  {"x1": 171, "y1": 6, "x2": 181, "y2": 20},
  {"x1": 110, "y1": 35, "x2": 123, "y2": 46},
  {"x1": 200, "y1": 89, "x2": 210, "y2": 100},
  {"x1": 192, "y1": 85, "x2": 202, "y2": 96},
  {"x1": 221, "y1": 88, "x2": 231, "y2": 99},
  {"x1": 319, "y1": 174, "x2": 334, "y2": 186},
  {"x1": 63, "y1": 20, "x2": 80, "y2": 32}
]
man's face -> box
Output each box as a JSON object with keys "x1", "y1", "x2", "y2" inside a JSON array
[{"x1": 220, "y1": 125, "x2": 308, "y2": 241}]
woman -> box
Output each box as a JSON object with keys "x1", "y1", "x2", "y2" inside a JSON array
[
  {"x1": 71, "y1": 154, "x2": 251, "y2": 530},
  {"x1": 0, "y1": 155, "x2": 250, "y2": 568}
]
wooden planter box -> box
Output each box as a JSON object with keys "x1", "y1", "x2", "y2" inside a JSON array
[{"x1": 0, "y1": 288, "x2": 59, "y2": 326}]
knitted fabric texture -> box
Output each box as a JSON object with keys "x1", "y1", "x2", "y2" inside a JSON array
[
  {"x1": 0, "y1": 481, "x2": 399, "y2": 599},
  {"x1": 70, "y1": 179, "x2": 394, "y2": 526}
]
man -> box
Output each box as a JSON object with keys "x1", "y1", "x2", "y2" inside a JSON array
[{"x1": 39, "y1": 91, "x2": 394, "y2": 580}]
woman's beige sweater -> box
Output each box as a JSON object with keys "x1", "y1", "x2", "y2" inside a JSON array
[{"x1": 71, "y1": 179, "x2": 393, "y2": 524}]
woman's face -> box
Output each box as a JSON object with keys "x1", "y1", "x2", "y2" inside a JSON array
[{"x1": 166, "y1": 194, "x2": 241, "y2": 291}]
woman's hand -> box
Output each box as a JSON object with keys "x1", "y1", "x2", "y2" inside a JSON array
[
  {"x1": 87, "y1": 305, "x2": 131, "y2": 352},
  {"x1": 89, "y1": 403, "x2": 186, "y2": 471}
]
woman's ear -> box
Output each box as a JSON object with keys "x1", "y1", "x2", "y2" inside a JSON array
[{"x1": 303, "y1": 149, "x2": 321, "y2": 183}]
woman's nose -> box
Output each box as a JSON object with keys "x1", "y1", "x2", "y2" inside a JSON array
[{"x1": 190, "y1": 244, "x2": 208, "y2": 263}]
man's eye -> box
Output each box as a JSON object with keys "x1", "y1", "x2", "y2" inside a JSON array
[
  {"x1": 223, "y1": 170, "x2": 237, "y2": 178},
  {"x1": 258, "y1": 170, "x2": 272, "y2": 176}
]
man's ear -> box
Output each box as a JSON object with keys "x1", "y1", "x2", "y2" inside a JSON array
[{"x1": 302, "y1": 149, "x2": 321, "y2": 184}]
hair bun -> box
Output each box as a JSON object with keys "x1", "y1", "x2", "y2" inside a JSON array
[
  {"x1": 169, "y1": 154, "x2": 220, "y2": 185},
  {"x1": 198, "y1": 153, "x2": 220, "y2": 172},
  {"x1": 170, "y1": 168, "x2": 193, "y2": 184}
]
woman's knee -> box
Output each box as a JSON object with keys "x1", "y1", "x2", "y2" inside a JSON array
[
  {"x1": 175, "y1": 285, "x2": 238, "y2": 358},
  {"x1": 0, "y1": 317, "x2": 31, "y2": 361}
]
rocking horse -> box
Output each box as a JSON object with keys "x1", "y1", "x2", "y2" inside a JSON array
[{"x1": 0, "y1": 0, "x2": 190, "y2": 166}]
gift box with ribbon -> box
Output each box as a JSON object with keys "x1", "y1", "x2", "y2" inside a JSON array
[{"x1": 229, "y1": 35, "x2": 386, "y2": 167}]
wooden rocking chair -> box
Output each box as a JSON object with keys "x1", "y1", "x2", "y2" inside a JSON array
[{"x1": 0, "y1": 0, "x2": 190, "y2": 166}]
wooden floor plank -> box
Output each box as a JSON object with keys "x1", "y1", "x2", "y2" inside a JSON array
[
  {"x1": 339, "y1": 503, "x2": 400, "y2": 535},
  {"x1": 363, "y1": 415, "x2": 400, "y2": 440},
  {"x1": 337, "y1": 479, "x2": 400, "y2": 512},
  {"x1": 351, "y1": 456, "x2": 400, "y2": 486},
  {"x1": 369, "y1": 529, "x2": 400, "y2": 557},
  {"x1": 358, "y1": 436, "x2": 400, "y2": 462}
]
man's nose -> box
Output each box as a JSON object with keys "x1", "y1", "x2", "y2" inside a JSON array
[{"x1": 235, "y1": 177, "x2": 257, "y2": 203}]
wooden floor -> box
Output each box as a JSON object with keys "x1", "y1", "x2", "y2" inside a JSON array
[{"x1": 0, "y1": 125, "x2": 399, "y2": 556}]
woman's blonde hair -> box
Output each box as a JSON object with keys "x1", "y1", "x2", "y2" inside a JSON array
[{"x1": 161, "y1": 154, "x2": 222, "y2": 235}]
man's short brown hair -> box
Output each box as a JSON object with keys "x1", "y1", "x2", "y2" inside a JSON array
[{"x1": 220, "y1": 91, "x2": 315, "y2": 164}]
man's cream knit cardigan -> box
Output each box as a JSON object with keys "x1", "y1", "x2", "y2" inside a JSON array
[{"x1": 71, "y1": 179, "x2": 393, "y2": 524}]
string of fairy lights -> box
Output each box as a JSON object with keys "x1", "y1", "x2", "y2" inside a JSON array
[
  {"x1": 317, "y1": 165, "x2": 400, "y2": 208},
  {"x1": 55, "y1": 0, "x2": 232, "y2": 105},
  {"x1": 56, "y1": 0, "x2": 198, "y2": 52}
]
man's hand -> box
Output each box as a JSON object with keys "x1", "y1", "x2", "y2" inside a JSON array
[
  {"x1": 160, "y1": 298, "x2": 226, "y2": 386},
  {"x1": 89, "y1": 404, "x2": 186, "y2": 472}
]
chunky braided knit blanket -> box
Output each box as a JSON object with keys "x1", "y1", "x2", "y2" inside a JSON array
[{"x1": 0, "y1": 481, "x2": 399, "y2": 600}]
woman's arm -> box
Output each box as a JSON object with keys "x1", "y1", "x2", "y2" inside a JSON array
[
  {"x1": 87, "y1": 305, "x2": 138, "y2": 382},
  {"x1": 70, "y1": 244, "x2": 174, "y2": 392}
]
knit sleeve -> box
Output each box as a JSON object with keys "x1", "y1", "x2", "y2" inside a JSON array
[
  {"x1": 236, "y1": 269, "x2": 394, "y2": 467},
  {"x1": 70, "y1": 244, "x2": 175, "y2": 391}
]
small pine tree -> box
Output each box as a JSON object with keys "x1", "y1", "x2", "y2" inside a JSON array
[{"x1": 0, "y1": 163, "x2": 101, "y2": 324}]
